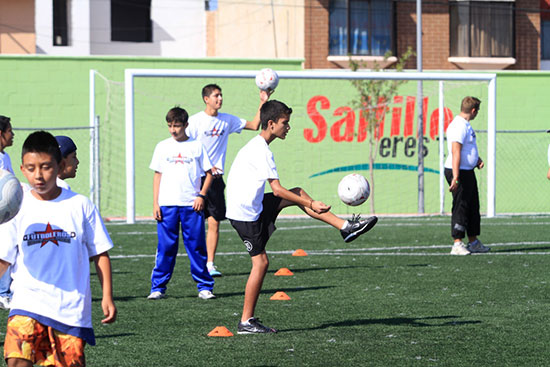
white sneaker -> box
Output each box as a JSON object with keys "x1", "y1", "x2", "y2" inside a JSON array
[
  {"x1": 147, "y1": 291, "x2": 165, "y2": 300},
  {"x1": 198, "y1": 290, "x2": 216, "y2": 300},
  {"x1": 467, "y1": 239, "x2": 490, "y2": 253},
  {"x1": 0, "y1": 296, "x2": 11, "y2": 309},
  {"x1": 450, "y1": 241, "x2": 471, "y2": 256}
]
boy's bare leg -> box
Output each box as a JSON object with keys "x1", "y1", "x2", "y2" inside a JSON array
[
  {"x1": 206, "y1": 217, "x2": 220, "y2": 264},
  {"x1": 241, "y1": 251, "x2": 269, "y2": 322},
  {"x1": 7, "y1": 358, "x2": 33, "y2": 367},
  {"x1": 278, "y1": 187, "x2": 347, "y2": 229}
]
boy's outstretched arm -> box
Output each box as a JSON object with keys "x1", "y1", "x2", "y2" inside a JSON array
[
  {"x1": 244, "y1": 90, "x2": 273, "y2": 131},
  {"x1": 92, "y1": 252, "x2": 117, "y2": 324}
]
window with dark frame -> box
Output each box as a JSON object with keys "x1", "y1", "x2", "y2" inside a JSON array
[
  {"x1": 111, "y1": 0, "x2": 152, "y2": 42},
  {"x1": 449, "y1": 1, "x2": 514, "y2": 58},
  {"x1": 541, "y1": 4, "x2": 550, "y2": 60},
  {"x1": 329, "y1": 0, "x2": 394, "y2": 56},
  {"x1": 53, "y1": 0, "x2": 68, "y2": 46}
]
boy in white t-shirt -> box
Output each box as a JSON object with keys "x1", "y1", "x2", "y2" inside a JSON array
[
  {"x1": 147, "y1": 107, "x2": 216, "y2": 301},
  {"x1": 226, "y1": 100, "x2": 378, "y2": 334},
  {"x1": 187, "y1": 84, "x2": 271, "y2": 277},
  {"x1": 0, "y1": 131, "x2": 116, "y2": 366},
  {"x1": 444, "y1": 96, "x2": 489, "y2": 255}
]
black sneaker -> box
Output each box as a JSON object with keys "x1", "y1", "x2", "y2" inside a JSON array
[
  {"x1": 340, "y1": 215, "x2": 378, "y2": 243},
  {"x1": 237, "y1": 318, "x2": 277, "y2": 334}
]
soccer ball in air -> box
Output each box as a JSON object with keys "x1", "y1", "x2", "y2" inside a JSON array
[
  {"x1": 337, "y1": 173, "x2": 370, "y2": 207},
  {"x1": 255, "y1": 68, "x2": 279, "y2": 91},
  {"x1": 0, "y1": 169, "x2": 23, "y2": 224}
]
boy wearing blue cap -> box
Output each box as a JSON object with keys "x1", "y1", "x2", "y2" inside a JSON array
[{"x1": 55, "y1": 135, "x2": 79, "y2": 190}]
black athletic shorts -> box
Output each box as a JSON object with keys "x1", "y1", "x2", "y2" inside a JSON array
[
  {"x1": 229, "y1": 193, "x2": 282, "y2": 257},
  {"x1": 201, "y1": 176, "x2": 226, "y2": 221}
]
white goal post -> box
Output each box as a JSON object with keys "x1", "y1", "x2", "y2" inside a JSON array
[{"x1": 117, "y1": 69, "x2": 496, "y2": 224}]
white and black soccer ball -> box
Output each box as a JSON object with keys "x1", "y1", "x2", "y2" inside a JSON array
[
  {"x1": 0, "y1": 169, "x2": 23, "y2": 224},
  {"x1": 255, "y1": 68, "x2": 279, "y2": 91},
  {"x1": 337, "y1": 173, "x2": 370, "y2": 207}
]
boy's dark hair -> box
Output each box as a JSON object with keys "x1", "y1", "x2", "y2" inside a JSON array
[
  {"x1": 0, "y1": 115, "x2": 11, "y2": 132},
  {"x1": 461, "y1": 96, "x2": 481, "y2": 113},
  {"x1": 202, "y1": 84, "x2": 221, "y2": 100},
  {"x1": 260, "y1": 100, "x2": 293, "y2": 130},
  {"x1": 22, "y1": 131, "x2": 62, "y2": 163},
  {"x1": 165, "y1": 107, "x2": 189, "y2": 124}
]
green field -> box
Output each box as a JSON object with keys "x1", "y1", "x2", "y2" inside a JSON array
[{"x1": 2, "y1": 215, "x2": 550, "y2": 366}]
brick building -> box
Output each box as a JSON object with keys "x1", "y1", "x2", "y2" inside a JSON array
[{"x1": 305, "y1": 0, "x2": 541, "y2": 70}]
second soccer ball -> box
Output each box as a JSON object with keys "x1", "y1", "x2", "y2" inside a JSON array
[{"x1": 255, "y1": 68, "x2": 279, "y2": 91}]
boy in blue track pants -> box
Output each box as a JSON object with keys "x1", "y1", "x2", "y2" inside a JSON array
[{"x1": 147, "y1": 107, "x2": 216, "y2": 300}]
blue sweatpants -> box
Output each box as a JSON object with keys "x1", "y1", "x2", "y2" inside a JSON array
[{"x1": 150, "y1": 206, "x2": 214, "y2": 294}]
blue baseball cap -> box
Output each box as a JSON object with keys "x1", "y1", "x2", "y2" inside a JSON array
[{"x1": 55, "y1": 135, "x2": 77, "y2": 158}]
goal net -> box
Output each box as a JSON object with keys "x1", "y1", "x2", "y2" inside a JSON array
[{"x1": 92, "y1": 69, "x2": 514, "y2": 222}]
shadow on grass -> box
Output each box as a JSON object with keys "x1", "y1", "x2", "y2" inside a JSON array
[
  {"x1": 95, "y1": 333, "x2": 136, "y2": 339},
  {"x1": 281, "y1": 315, "x2": 481, "y2": 332},
  {"x1": 215, "y1": 285, "x2": 336, "y2": 298}
]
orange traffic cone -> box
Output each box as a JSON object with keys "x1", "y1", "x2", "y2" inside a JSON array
[
  {"x1": 292, "y1": 249, "x2": 308, "y2": 256},
  {"x1": 274, "y1": 267, "x2": 294, "y2": 276},
  {"x1": 207, "y1": 326, "x2": 234, "y2": 337},
  {"x1": 270, "y1": 291, "x2": 291, "y2": 300}
]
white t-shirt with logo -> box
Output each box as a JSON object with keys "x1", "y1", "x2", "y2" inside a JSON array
[
  {"x1": 149, "y1": 137, "x2": 213, "y2": 206},
  {"x1": 187, "y1": 111, "x2": 246, "y2": 174},
  {"x1": 444, "y1": 115, "x2": 479, "y2": 170},
  {"x1": 226, "y1": 135, "x2": 279, "y2": 221},
  {"x1": 0, "y1": 151, "x2": 13, "y2": 173},
  {"x1": 0, "y1": 189, "x2": 113, "y2": 329}
]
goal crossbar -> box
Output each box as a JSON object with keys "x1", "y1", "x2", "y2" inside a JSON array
[{"x1": 119, "y1": 69, "x2": 496, "y2": 223}]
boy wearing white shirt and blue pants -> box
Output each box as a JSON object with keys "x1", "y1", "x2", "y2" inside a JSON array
[
  {"x1": 444, "y1": 96, "x2": 490, "y2": 255},
  {"x1": 148, "y1": 107, "x2": 216, "y2": 300}
]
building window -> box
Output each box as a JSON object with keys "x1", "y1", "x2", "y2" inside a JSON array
[
  {"x1": 53, "y1": 0, "x2": 69, "y2": 46},
  {"x1": 111, "y1": 0, "x2": 152, "y2": 42},
  {"x1": 450, "y1": 1, "x2": 514, "y2": 57},
  {"x1": 329, "y1": 0, "x2": 394, "y2": 56}
]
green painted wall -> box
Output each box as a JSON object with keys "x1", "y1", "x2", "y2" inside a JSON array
[{"x1": 1, "y1": 55, "x2": 548, "y2": 218}]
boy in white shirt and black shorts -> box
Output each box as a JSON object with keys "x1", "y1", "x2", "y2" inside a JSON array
[
  {"x1": 226, "y1": 100, "x2": 378, "y2": 334},
  {"x1": 187, "y1": 84, "x2": 271, "y2": 277}
]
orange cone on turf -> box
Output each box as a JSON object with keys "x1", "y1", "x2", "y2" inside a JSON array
[
  {"x1": 274, "y1": 268, "x2": 294, "y2": 276},
  {"x1": 208, "y1": 326, "x2": 234, "y2": 337},
  {"x1": 270, "y1": 291, "x2": 291, "y2": 300},
  {"x1": 292, "y1": 249, "x2": 308, "y2": 256}
]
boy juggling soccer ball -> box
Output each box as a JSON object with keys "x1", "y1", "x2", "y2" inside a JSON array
[
  {"x1": 148, "y1": 107, "x2": 216, "y2": 300},
  {"x1": 226, "y1": 100, "x2": 378, "y2": 334},
  {"x1": 0, "y1": 131, "x2": 116, "y2": 367},
  {"x1": 186, "y1": 85, "x2": 271, "y2": 277}
]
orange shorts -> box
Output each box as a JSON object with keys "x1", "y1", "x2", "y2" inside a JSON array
[{"x1": 4, "y1": 315, "x2": 86, "y2": 367}]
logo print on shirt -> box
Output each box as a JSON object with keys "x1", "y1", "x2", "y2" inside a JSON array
[
  {"x1": 24, "y1": 222, "x2": 76, "y2": 247},
  {"x1": 204, "y1": 128, "x2": 225, "y2": 138},
  {"x1": 167, "y1": 153, "x2": 192, "y2": 164}
]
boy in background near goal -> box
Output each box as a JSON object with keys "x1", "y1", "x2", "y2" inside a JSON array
[
  {"x1": 444, "y1": 96, "x2": 490, "y2": 255},
  {"x1": 148, "y1": 107, "x2": 216, "y2": 301},
  {"x1": 55, "y1": 135, "x2": 80, "y2": 191},
  {"x1": 0, "y1": 115, "x2": 15, "y2": 309},
  {"x1": 0, "y1": 131, "x2": 116, "y2": 366},
  {"x1": 186, "y1": 84, "x2": 271, "y2": 277},
  {"x1": 226, "y1": 100, "x2": 378, "y2": 334}
]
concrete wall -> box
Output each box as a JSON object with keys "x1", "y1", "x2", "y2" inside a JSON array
[
  {"x1": 210, "y1": 0, "x2": 304, "y2": 59},
  {"x1": 0, "y1": 0, "x2": 36, "y2": 54}
]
